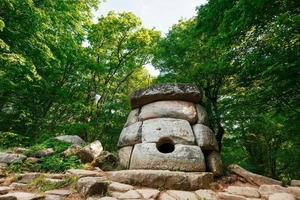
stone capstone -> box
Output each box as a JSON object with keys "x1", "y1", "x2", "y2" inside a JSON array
[
  {"x1": 130, "y1": 83, "x2": 202, "y2": 109},
  {"x1": 141, "y1": 118, "x2": 195, "y2": 145},
  {"x1": 130, "y1": 143, "x2": 206, "y2": 171},
  {"x1": 139, "y1": 100, "x2": 197, "y2": 124},
  {"x1": 106, "y1": 170, "x2": 213, "y2": 190},
  {"x1": 192, "y1": 124, "x2": 218, "y2": 151},
  {"x1": 55, "y1": 135, "x2": 85, "y2": 145},
  {"x1": 117, "y1": 122, "x2": 142, "y2": 148}
]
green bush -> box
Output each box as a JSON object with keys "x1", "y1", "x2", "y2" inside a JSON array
[{"x1": 0, "y1": 132, "x2": 29, "y2": 149}]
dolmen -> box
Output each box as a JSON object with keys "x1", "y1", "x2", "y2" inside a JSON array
[{"x1": 117, "y1": 83, "x2": 222, "y2": 178}]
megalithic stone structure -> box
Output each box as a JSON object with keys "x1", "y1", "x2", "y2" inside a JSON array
[{"x1": 117, "y1": 83, "x2": 223, "y2": 176}]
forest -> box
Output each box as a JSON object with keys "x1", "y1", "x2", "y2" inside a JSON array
[{"x1": 0, "y1": 0, "x2": 299, "y2": 182}]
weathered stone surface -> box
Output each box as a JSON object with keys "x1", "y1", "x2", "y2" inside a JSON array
[
  {"x1": 33, "y1": 148, "x2": 54, "y2": 158},
  {"x1": 0, "y1": 153, "x2": 26, "y2": 164},
  {"x1": 258, "y1": 185, "x2": 287, "y2": 198},
  {"x1": 14, "y1": 148, "x2": 29, "y2": 154},
  {"x1": 0, "y1": 192, "x2": 44, "y2": 200},
  {"x1": 166, "y1": 190, "x2": 198, "y2": 200},
  {"x1": 139, "y1": 100, "x2": 197, "y2": 124},
  {"x1": 192, "y1": 124, "x2": 218, "y2": 151},
  {"x1": 62, "y1": 144, "x2": 82, "y2": 157},
  {"x1": 117, "y1": 122, "x2": 142, "y2": 148},
  {"x1": 291, "y1": 180, "x2": 300, "y2": 187},
  {"x1": 228, "y1": 164, "x2": 281, "y2": 186},
  {"x1": 118, "y1": 190, "x2": 141, "y2": 199},
  {"x1": 76, "y1": 140, "x2": 103, "y2": 163},
  {"x1": 118, "y1": 146, "x2": 133, "y2": 169},
  {"x1": 225, "y1": 186, "x2": 260, "y2": 198},
  {"x1": 106, "y1": 170, "x2": 213, "y2": 190},
  {"x1": 217, "y1": 192, "x2": 247, "y2": 200},
  {"x1": 124, "y1": 109, "x2": 140, "y2": 127},
  {"x1": 45, "y1": 189, "x2": 71, "y2": 197},
  {"x1": 136, "y1": 189, "x2": 160, "y2": 199},
  {"x1": 195, "y1": 189, "x2": 217, "y2": 200},
  {"x1": 9, "y1": 183, "x2": 27, "y2": 190},
  {"x1": 195, "y1": 104, "x2": 209, "y2": 125},
  {"x1": 66, "y1": 169, "x2": 103, "y2": 177},
  {"x1": 76, "y1": 177, "x2": 109, "y2": 197},
  {"x1": 92, "y1": 151, "x2": 117, "y2": 171},
  {"x1": 26, "y1": 157, "x2": 40, "y2": 164},
  {"x1": 55, "y1": 135, "x2": 85, "y2": 145},
  {"x1": 110, "y1": 192, "x2": 122, "y2": 198},
  {"x1": 44, "y1": 195, "x2": 63, "y2": 200},
  {"x1": 288, "y1": 187, "x2": 300, "y2": 199},
  {"x1": 0, "y1": 187, "x2": 10, "y2": 195},
  {"x1": 108, "y1": 182, "x2": 134, "y2": 192},
  {"x1": 206, "y1": 151, "x2": 223, "y2": 176},
  {"x1": 141, "y1": 118, "x2": 195, "y2": 145},
  {"x1": 130, "y1": 83, "x2": 202, "y2": 109},
  {"x1": 268, "y1": 193, "x2": 295, "y2": 200},
  {"x1": 90, "y1": 197, "x2": 117, "y2": 200},
  {"x1": 158, "y1": 192, "x2": 176, "y2": 200},
  {"x1": 130, "y1": 143, "x2": 205, "y2": 172},
  {"x1": 19, "y1": 173, "x2": 42, "y2": 184}
]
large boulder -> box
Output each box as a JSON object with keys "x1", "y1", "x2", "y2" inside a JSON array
[
  {"x1": 192, "y1": 124, "x2": 218, "y2": 151},
  {"x1": 106, "y1": 170, "x2": 213, "y2": 190},
  {"x1": 0, "y1": 153, "x2": 26, "y2": 164},
  {"x1": 195, "y1": 104, "x2": 209, "y2": 125},
  {"x1": 117, "y1": 146, "x2": 133, "y2": 169},
  {"x1": 117, "y1": 122, "x2": 142, "y2": 148},
  {"x1": 141, "y1": 118, "x2": 195, "y2": 145},
  {"x1": 130, "y1": 83, "x2": 202, "y2": 109},
  {"x1": 76, "y1": 140, "x2": 103, "y2": 163},
  {"x1": 130, "y1": 143, "x2": 206, "y2": 172},
  {"x1": 124, "y1": 109, "x2": 139, "y2": 127},
  {"x1": 55, "y1": 135, "x2": 85, "y2": 145},
  {"x1": 139, "y1": 100, "x2": 197, "y2": 124}
]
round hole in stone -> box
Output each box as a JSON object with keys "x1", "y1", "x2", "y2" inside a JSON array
[{"x1": 156, "y1": 137, "x2": 175, "y2": 154}]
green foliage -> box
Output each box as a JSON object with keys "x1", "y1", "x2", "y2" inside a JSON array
[
  {"x1": 26, "y1": 139, "x2": 71, "y2": 156},
  {"x1": 30, "y1": 175, "x2": 78, "y2": 192},
  {"x1": 0, "y1": 132, "x2": 29, "y2": 148}
]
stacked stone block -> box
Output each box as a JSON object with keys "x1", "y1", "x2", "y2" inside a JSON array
[{"x1": 117, "y1": 83, "x2": 223, "y2": 176}]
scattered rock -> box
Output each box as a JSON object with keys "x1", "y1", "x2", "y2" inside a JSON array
[
  {"x1": 9, "y1": 183, "x2": 28, "y2": 190},
  {"x1": 139, "y1": 100, "x2": 197, "y2": 124},
  {"x1": 258, "y1": 185, "x2": 287, "y2": 198},
  {"x1": 33, "y1": 148, "x2": 54, "y2": 158},
  {"x1": 76, "y1": 140, "x2": 103, "y2": 163},
  {"x1": 92, "y1": 151, "x2": 117, "y2": 171},
  {"x1": 130, "y1": 83, "x2": 202, "y2": 109},
  {"x1": 55, "y1": 135, "x2": 85, "y2": 145},
  {"x1": 108, "y1": 182, "x2": 134, "y2": 192},
  {"x1": 192, "y1": 124, "x2": 218, "y2": 151},
  {"x1": 141, "y1": 118, "x2": 195, "y2": 145},
  {"x1": 118, "y1": 146, "x2": 133, "y2": 169},
  {"x1": 45, "y1": 189, "x2": 71, "y2": 197},
  {"x1": 62, "y1": 144, "x2": 82, "y2": 157},
  {"x1": 106, "y1": 170, "x2": 213, "y2": 190},
  {"x1": 228, "y1": 164, "x2": 281, "y2": 186},
  {"x1": 76, "y1": 177, "x2": 109, "y2": 197},
  {"x1": 136, "y1": 189, "x2": 160, "y2": 199},
  {"x1": 288, "y1": 187, "x2": 300, "y2": 199},
  {"x1": 18, "y1": 173, "x2": 42, "y2": 184},
  {"x1": 225, "y1": 186, "x2": 260, "y2": 198},
  {"x1": 0, "y1": 187, "x2": 10, "y2": 195},
  {"x1": 66, "y1": 169, "x2": 104, "y2": 177},
  {"x1": 167, "y1": 190, "x2": 198, "y2": 200},
  {"x1": 291, "y1": 180, "x2": 300, "y2": 187},
  {"x1": 0, "y1": 192, "x2": 44, "y2": 200},
  {"x1": 130, "y1": 143, "x2": 206, "y2": 172},
  {"x1": 45, "y1": 174, "x2": 66, "y2": 180},
  {"x1": 195, "y1": 104, "x2": 209, "y2": 125},
  {"x1": 14, "y1": 148, "x2": 29, "y2": 154},
  {"x1": 117, "y1": 122, "x2": 142, "y2": 148},
  {"x1": 0, "y1": 153, "x2": 26, "y2": 164},
  {"x1": 25, "y1": 157, "x2": 40, "y2": 164},
  {"x1": 217, "y1": 192, "x2": 247, "y2": 200},
  {"x1": 268, "y1": 193, "x2": 295, "y2": 200},
  {"x1": 195, "y1": 189, "x2": 217, "y2": 200},
  {"x1": 118, "y1": 190, "x2": 141, "y2": 199},
  {"x1": 124, "y1": 109, "x2": 140, "y2": 127},
  {"x1": 206, "y1": 151, "x2": 223, "y2": 176}
]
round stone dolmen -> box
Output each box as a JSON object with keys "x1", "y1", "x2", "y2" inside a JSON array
[{"x1": 117, "y1": 83, "x2": 223, "y2": 176}]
